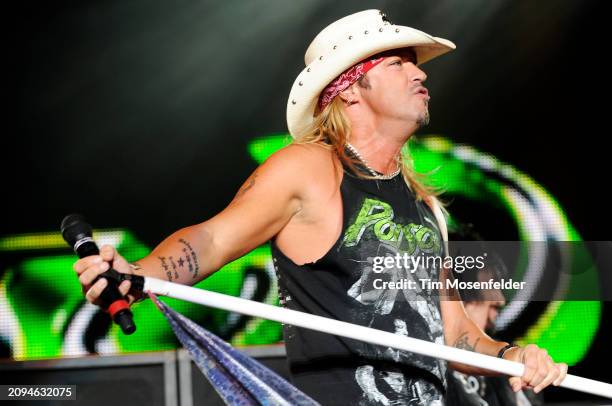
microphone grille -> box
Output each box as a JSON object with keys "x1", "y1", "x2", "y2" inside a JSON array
[{"x1": 61, "y1": 214, "x2": 92, "y2": 247}]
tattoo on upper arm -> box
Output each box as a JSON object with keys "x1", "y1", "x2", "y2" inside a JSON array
[
  {"x1": 454, "y1": 331, "x2": 480, "y2": 352},
  {"x1": 235, "y1": 170, "x2": 258, "y2": 199}
]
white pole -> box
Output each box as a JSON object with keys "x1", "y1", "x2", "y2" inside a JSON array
[{"x1": 144, "y1": 277, "x2": 612, "y2": 399}]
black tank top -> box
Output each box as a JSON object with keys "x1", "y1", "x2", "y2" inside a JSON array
[{"x1": 271, "y1": 154, "x2": 447, "y2": 405}]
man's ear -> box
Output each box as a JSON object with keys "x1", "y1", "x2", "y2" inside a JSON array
[{"x1": 339, "y1": 86, "x2": 358, "y2": 105}]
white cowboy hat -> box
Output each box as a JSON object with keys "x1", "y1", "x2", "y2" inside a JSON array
[{"x1": 286, "y1": 9, "x2": 456, "y2": 137}]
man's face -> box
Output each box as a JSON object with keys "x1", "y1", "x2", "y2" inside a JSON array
[
  {"x1": 465, "y1": 297, "x2": 506, "y2": 335},
  {"x1": 464, "y1": 268, "x2": 506, "y2": 334},
  {"x1": 353, "y1": 47, "x2": 430, "y2": 128}
]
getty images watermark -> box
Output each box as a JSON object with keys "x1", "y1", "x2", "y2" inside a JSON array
[{"x1": 370, "y1": 253, "x2": 526, "y2": 291}]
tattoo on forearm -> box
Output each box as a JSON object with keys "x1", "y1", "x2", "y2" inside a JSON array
[
  {"x1": 158, "y1": 256, "x2": 173, "y2": 281},
  {"x1": 235, "y1": 170, "x2": 258, "y2": 199},
  {"x1": 168, "y1": 256, "x2": 179, "y2": 280},
  {"x1": 178, "y1": 238, "x2": 199, "y2": 279},
  {"x1": 454, "y1": 332, "x2": 480, "y2": 352}
]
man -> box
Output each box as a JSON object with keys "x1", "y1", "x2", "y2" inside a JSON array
[
  {"x1": 74, "y1": 10, "x2": 567, "y2": 405},
  {"x1": 445, "y1": 228, "x2": 543, "y2": 406}
]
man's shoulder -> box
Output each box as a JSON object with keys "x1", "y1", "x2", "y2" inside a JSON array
[{"x1": 262, "y1": 142, "x2": 338, "y2": 176}]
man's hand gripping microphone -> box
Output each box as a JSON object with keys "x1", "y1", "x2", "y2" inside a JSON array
[{"x1": 61, "y1": 214, "x2": 144, "y2": 335}]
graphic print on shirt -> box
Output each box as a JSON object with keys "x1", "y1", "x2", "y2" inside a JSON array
[
  {"x1": 341, "y1": 197, "x2": 447, "y2": 401},
  {"x1": 449, "y1": 371, "x2": 489, "y2": 406},
  {"x1": 355, "y1": 364, "x2": 444, "y2": 406}
]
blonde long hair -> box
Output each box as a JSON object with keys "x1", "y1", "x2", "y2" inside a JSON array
[{"x1": 292, "y1": 97, "x2": 448, "y2": 214}]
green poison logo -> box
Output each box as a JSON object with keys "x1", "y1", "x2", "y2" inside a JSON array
[{"x1": 342, "y1": 197, "x2": 440, "y2": 255}]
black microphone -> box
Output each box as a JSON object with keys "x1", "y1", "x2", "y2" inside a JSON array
[{"x1": 61, "y1": 214, "x2": 136, "y2": 335}]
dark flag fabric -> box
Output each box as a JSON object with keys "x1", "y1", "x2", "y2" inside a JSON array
[{"x1": 150, "y1": 293, "x2": 320, "y2": 406}]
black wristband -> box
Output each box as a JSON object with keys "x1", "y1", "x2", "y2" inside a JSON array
[{"x1": 497, "y1": 343, "x2": 518, "y2": 359}]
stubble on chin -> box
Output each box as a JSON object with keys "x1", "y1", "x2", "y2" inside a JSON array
[{"x1": 416, "y1": 107, "x2": 430, "y2": 128}]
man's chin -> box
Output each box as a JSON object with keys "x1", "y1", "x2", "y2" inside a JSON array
[{"x1": 416, "y1": 111, "x2": 430, "y2": 128}]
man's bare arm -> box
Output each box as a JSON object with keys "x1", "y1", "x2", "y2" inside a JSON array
[
  {"x1": 441, "y1": 296, "x2": 567, "y2": 393},
  {"x1": 441, "y1": 299, "x2": 507, "y2": 375},
  {"x1": 73, "y1": 144, "x2": 317, "y2": 302},
  {"x1": 132, "y1": 157, "x2": 301, "y2": 284}
]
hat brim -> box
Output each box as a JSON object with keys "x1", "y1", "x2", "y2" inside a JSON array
[{"x1": 287, "y1": 25, "x2": 455, "y2": 137}]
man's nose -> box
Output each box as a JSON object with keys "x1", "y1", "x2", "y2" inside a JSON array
[{"x1": 410, "y1": 65, "x2": 427, "y2": 83}]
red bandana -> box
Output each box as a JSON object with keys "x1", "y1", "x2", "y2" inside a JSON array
[{"x1": 317, "y1": 56, "x2": 385, "y2": 111}]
